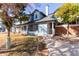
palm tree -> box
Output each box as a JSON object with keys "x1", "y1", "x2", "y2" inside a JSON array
[{"x1": 0, "y1": 3, "x2": 28, "y2": 49}]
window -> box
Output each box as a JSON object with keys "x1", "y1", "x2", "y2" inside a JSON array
[
  {"x1": 34, "y1": 12, "x2": 40, "y2": 20},
  {"x1": 34, "y1": 13, "x2": 38, "y2": 20},
  {"x1": 23, "y1": 26, "x2": 26, "y2": 30},
  {"x1": 35, "y1": 14, "x2": 38, "y2": 19},
  {"x1": 28, "y1": 24, "x2": 38, "y2": 31}
]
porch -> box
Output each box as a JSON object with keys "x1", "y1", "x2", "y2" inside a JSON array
[{"x1": 27, "y1": 21, "x2": 55, "y2": 36}]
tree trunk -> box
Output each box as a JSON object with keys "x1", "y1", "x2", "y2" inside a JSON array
[
  {"x1": 19, "y1": 21, "x2": 22, "y2": 33},
  {"x1": 5, "y1": 29, "x2": 11, "y2": 49},
  {"x1": 67, "y1": 23, "x2": 69, "y2": 37}
]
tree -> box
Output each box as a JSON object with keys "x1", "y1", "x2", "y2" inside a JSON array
[
  {"x1": 55, "y1": 3, "x2": 79, "y2": 36},
  {"x1": 0, "y1": 11, "x2": 14, "y2": 49},
  {"x1": 14, "y1": 15, "x2": 29, "y2": 33},
  {"x1": 0, "y1": 3, "x2": 28, "y2": 49}
]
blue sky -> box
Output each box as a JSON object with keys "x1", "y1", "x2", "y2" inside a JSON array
[{"x1": 25, "y1": 3, "x2": 63, "y2": 14}]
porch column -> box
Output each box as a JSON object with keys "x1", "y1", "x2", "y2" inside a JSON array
[
  {"x1": 26, "y1": 25, "x2": 28, "y2": 34},
  {"x1": 47, "y1": 22, "x2": 52, "y2": 34},
  {"x1": 52, "y1": 22, "x2": 55, "y2": 36}
]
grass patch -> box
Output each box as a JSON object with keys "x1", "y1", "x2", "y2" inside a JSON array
[{"x1": 9, "y1": 35, "x2": 46, "y2": 56}]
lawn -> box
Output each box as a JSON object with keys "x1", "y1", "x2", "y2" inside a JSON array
[{"x1": 0, "y1": 32, "x2": 48, "y2": 56}]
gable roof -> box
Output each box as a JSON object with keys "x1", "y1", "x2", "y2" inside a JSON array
[
  {"x1": 28, "y1": 9, "x2": 46, "y2": 23},
  {"x1": 35, "y1": 14, "x2": 57, "y2": 23},
  {"x1": 31, "y1": 9, "x2": 46, "y2": 16}
]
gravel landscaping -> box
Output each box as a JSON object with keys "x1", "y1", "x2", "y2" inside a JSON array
[{"x1": 43, "y1": 36, "x2": 79, "y2": 56}]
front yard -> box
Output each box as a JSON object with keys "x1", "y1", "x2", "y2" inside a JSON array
[
  {"x1": 0, "y1": 32, "x2": 48, "y2": 56},
  {"x1": 1, "y1": 32, "x2": 79, "y2": 56}
]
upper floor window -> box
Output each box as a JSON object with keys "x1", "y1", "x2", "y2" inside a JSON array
[
  {"x1": 34, "y1": 12, "x2": 39, "y2": 20},
  {"x1": 35, "y1": 14, "x2": 38, "y2": 19}
]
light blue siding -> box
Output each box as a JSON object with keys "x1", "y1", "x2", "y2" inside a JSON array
[{"x1": 38, "y1": 24, "x2": 48, "y2": 36}]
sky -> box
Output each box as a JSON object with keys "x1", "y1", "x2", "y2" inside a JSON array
[{"x1": 25, "y1": 3, "x2": 63, "y2": 15}]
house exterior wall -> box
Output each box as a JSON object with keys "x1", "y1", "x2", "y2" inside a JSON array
[
  {"x1": 55, "y1": 24, "x2": 79, "y2": 36},
  {"x1": 37, "y1": 21, "x2": 55, "y2": 36},
  {"x1": 38, "y1": 24, "x2": 48, "y2": 36},
  {"x1": 27, "y1": 23, "x2": 52, "y2": 36}
]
